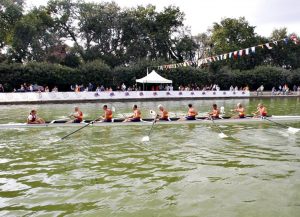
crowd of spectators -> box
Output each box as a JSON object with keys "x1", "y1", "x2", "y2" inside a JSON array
[
  {"x1": 1, "y1": 82, "x2": 299, "y2": 95},
  {"x1": 7, "y1": 83, "x2": 59, "y2": 93},
  {"x1": 271, "y1": 84, "x2": 300, "y2": 95}
]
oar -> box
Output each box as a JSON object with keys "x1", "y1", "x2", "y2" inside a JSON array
[
  {"x1": 262, "y1": 116, "x2": 300, "y2": 134},
  {"x1": 210, "y1": 116, "x2": 228, "y2": 138},
  {"x1": 111, "y1": 104, "x2": 128, "y2": 119},
  {"x1": 142, "y1": 110, "x2": 158, "y2": 142},
  {"x1": 60, "y1": 118, "x2": 98, "y2": 140}
]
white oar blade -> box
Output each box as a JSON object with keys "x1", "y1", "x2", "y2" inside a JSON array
[
  {"x1": 111, "y1": 106, "x2": 116, "y2": 112},
  {"x1": 218, "y1": 133, "x2": 228, "y2": 139},
  {"x1": 142, "y1": 136, "x2": 150, "y2": 142},
  {"x1": 150, "y1": 110, "x2": 156, "y2": 116},
  {"x1": 288, "y1": 127, "x2": 300, "y2": 134}
]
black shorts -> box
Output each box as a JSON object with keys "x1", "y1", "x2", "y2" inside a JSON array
[
  {"x1": 73, "y1": 119, "x2": 82, "y2": 123},
  {"x1": 185, "y1": 116, "x2": 196, "y2": 120},
  {"x1": 159, "y1": 118, "x2": 169, "y2": 121},
  {"x1": 103, "y1": 119, "x2": 112, "y2": 122},
  {"x1": 131, "y1": 118, "x2": 141, "y2": 122}
]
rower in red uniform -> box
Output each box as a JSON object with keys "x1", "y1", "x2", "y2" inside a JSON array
[
  {"x1": 157, "y1": 105, "x2": 170, "y2": 121},
  {"x1": 123, "y1": 105, "x2": 141, "y2": 122},
  {"x1": 253, "y1": 103, "x2": 267, "y2": 118},
  {"x1": 67, "y1": 106, "x2": 83, "y2": 123},
  {"x1": 209, "y1": 104, "x2": 220, "y2": 119},
  {"x1": 97, "y1": 105, "x2": 113, "y2": 122},
  {"x1": 231, "y1": 103, "x2": 246, "y2": 119},
  {"x1": 27, "y1": 110, "x2": 45, "y2": 124}
]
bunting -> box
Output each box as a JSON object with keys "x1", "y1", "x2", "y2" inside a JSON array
[{"x1": 155, "y1": 35, "x2": 299, "y2": 70}]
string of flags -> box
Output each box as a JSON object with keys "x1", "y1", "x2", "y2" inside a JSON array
[{"x1": 157, "y1": 34, "x2": 299, "y2": 70}]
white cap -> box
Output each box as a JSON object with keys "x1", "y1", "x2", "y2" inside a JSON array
[{"x1": 158, "y1": 104, "x2": 163, "y2": 109}]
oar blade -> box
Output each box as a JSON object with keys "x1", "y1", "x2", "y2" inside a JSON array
[
  {"x1": 218, "y1": 133, "x2": 228, "y2": 139},
  {"x1": 142, "y1": 136, "x2": 150, "y2": 142},
  {"x1": 288, "y1": 127, "x2": 300, "y2": 134}
]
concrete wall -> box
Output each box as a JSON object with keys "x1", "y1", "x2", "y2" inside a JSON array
[{"x1": 0, "y1": 90, "x2": 250, "y2": 104}]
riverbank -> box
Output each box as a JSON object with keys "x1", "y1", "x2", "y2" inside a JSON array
[
  {"x1": 0, "y1": 90, "x2": 299, "y2": 105},
  {"x1": 0, "y1": 91, "x2": 250, "y2": 105}
]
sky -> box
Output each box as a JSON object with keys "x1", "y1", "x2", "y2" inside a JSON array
[{"x1": 25, "y1": 0, "x2": 300, "y2": 37}]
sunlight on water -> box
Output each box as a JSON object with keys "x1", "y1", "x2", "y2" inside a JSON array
[{"x1": 0, "y1": 98, "x2": 300, "y2": 216}]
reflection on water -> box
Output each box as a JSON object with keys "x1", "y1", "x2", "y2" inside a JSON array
[{"x1": 0, "y1": 98, "x2": 300, "y2": 216}]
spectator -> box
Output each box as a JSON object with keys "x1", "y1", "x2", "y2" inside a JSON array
[
  {"x1": 29, "y1": 84, "x2": 33, "y2": 92},
  {"x1": 0, "y1": 84, "x2": 4, "y2": 92},
  {"x1": 170, "y1": 84, "x2": 173, "y2": 91},
  {"x1": 256, "y1": 85, "x2": 264, "y2": 96},
  {"x1": 100, "y1": 85, "x2": 105, "y2": 91},
  {"x1": 229, "y1": 85, "x2": 234, "y2": 91},
  {"x1": 271, "y1": 87, "x2": 276, "y2": 96},
  {"x1": 278, "y1": 85, "x2": 282, "y2": 95},
  {"x1": 45, "y1": 86, "x2": 49, "y2": 92},
  {"x1": 297, "y1": 86, "x2": 300, "y2": 95},
  {"x1": 121, "y1": 83, "x2": 126, "y2": 91},
  {"x1": 293, "y1": 84, "x2": 297, "y2": 93},
  {"x1": 18, "y1": 85, "x2": 25, "y2": 92},
  {"x1": 52, "y1": 86, "x2": 58, "y2": 92},
  {"x1": 234, "y1": 86, "x2": 239, "y2": 91},
  {"x1": 88, "y1": 83, "x2": 93, "y2": 91}
]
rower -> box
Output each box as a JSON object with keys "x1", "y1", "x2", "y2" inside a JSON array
[
  {"x1": 97, "y1": 105, "x2": 113, "y2": 122},
  {"x1": 157, "y1": 105, "x2": 170, "y2": 121},
  {"x1": 27, "y1": 109, "x2": 45, "y2": 124},
  {"x1": 231, "y1": 103, "x2": 246, "y2": 119},
  {"x1": 253, "y1": 103, "x2": 267, "y2": 118},
  {"x1": 67, "y1": 106, "x2": 83, "y2": 123},
  {"x1": 179, "y1": 104, "x2": 198, "y2": 120},
  {"x1": 123, "y1": 105, "x2": 141, "y2": 122},
  {"x1": 209, "y1": 104, "x2": 220, "y2": 119}
]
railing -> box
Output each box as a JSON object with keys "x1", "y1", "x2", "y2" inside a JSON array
[{"x1": 0, "y1": 91, "x2": 250, "y2": 103}]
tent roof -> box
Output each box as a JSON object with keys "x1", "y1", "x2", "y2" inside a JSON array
[{"x1": 136, "y1": 70, "x2": 172, "y2": 84}]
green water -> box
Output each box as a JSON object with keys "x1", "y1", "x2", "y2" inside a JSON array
[{"x1": 0, "y1": 98, "x2": 300, "y2": 217}]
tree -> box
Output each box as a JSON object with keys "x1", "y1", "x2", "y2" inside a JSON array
[
  {"x1": 0, "y1": 0, "x2": 24, "y2": 50},
  {"x1": 210, "y1": 17, "x2": 261, "y2": 70}
]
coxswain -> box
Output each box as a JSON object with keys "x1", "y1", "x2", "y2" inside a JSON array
[
  {"x1": 123, "y1": 105, "x2": 141, "y2": 122},
  {"x1": 67, "y1": 106, "x2": 83, "y2": 123},
  {"x1": 27, "y1": 110, "x2": 45, "y2": 124},
  {"x1": 209, "y1": 104, "x2": 220, "y2": 119},
  {"x1": 157, "y1": 105, "x2": 170, "y2": 121},
  {"x1": 97, "y1": 105, "x2": 113, "y2": 122},
  {"x1": 231, "y1": 103, "x2": 246, "y2": 119},
  {"x1": 253, "y1": 103, "x2": 267, "y2": 118}
]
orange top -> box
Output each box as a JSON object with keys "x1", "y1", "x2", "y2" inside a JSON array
[
  {"x1": 75, "y1": 111, "x2": 83, "y2": 121},
  {"x1": 105, "y1": 109, "x2": 113, "y2": 120},
  {"x1": 134, "y1": 109, "x2": 141, "y2": 118},
  {"x1": 188, "y1": 108, "x2": 197, "y2": 117},
  {"x1": 236, "y1": 108, "x2": 245, "y2": 116},
  {"x1": 259, "y1": 106, "x2": 267, "y2": 116},
  {"x1": 211, "y1": 109, "x2": 220, "y2": 117},
  {"x1": 160, "y1": 110, "x2": 169, "y2": 119}
]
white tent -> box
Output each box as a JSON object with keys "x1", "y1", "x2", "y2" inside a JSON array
[{"x1": 136, "y1": 70, "x2": 172, "y2": 84}]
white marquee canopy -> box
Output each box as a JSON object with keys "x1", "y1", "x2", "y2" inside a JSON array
[{"x1": 136, "y1": 70, "x2": 172, "y2": 84}]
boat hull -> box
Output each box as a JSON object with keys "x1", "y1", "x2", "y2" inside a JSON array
[{"x1": 1, "y1": 116, "x2": 300, "y2": 129}]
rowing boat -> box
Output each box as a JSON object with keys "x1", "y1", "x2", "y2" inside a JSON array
[{"x1": 0, "y1": 116, "x2": 300, "y2": 129}]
